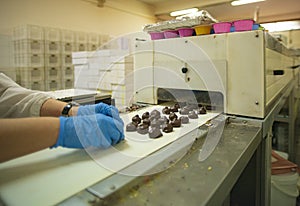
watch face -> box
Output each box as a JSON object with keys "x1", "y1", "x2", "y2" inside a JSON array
[{"x1": 62, "y1": 103, "x2": 73, "y2": 116}]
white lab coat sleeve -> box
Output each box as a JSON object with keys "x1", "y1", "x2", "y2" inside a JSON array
[{"x1": 0, "y1": 73, "x2": 54, "y2": 118}]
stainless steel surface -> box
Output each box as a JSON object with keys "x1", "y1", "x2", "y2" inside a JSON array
[
  {"x1": 56, "y1": 69, "x2": 298, "y2": 206},
  {"x1": 87, "y1": 124, "x2": 202, "y2": 198},
  {"x1": 198, "y1": 114, "x2": 226, "y2": 161}
]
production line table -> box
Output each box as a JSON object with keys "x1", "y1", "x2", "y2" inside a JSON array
[
  {"x1": 57, "y1": 78, "x2": 298, "y2": 206},
  {"x1": 2, "y1": 78, "x2": 298, "y2": 205},
  {"x1": 59, "y1": 116, "x2": 263, "y2": 206}
]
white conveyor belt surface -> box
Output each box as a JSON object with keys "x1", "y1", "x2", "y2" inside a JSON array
[{"x1": 0, "y1": 105, "x2": 219, "y2": 206}]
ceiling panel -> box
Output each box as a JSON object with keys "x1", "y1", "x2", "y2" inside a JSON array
[{"x1": 137, "y1": 0, "x2": 300, "y2": 23}]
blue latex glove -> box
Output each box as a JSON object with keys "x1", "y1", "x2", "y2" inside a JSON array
[
  {"x1": 77, "y1": 103, "x2": 119, "y2": 118},
  {"x1": 52, "y1": 113, "x2": 124, "y2": 149}
]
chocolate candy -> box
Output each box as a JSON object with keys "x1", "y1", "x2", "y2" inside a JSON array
[
  {"x1": 171, "y1": 118, "x2": 181, "y2": 127},
  {"x1": 174, "y1": 103, "x2": 180, "y2": 109},
  {"x1": 150, "y1": 109, "x2": 161, "y2": 119},
  {"x1": 158, "y1": 116, "x2": 169, "y2": 125},
  {"x1": 142, "y1": 118, "x2": 151, "y2": 126},
  {"x1": 183, "y1": 105, "x2": 194, "y2": 111},
  {"x1": 149, "y1": 127, "x2": 163, "y2": 139},
  {"x1": 137, "y1": 123, "x2": 149, "y2": 134},
  {"x1": 179, "y1": 116, "x2": 189, "y2": 124},
  {"x1": 198, "y1": 107, "x2": 207, "y2": 115},
  {"x1": 150, "y1": 119, "x2": 161, "y2": 128},
  {"x1": 170, "y1": 106, "x2": 178, "y2": 112},
  {"x1": 126, "y1": 122, "x2": 137, "y2": 132},
  {"x1": 162, "y1": 106, "x2": 171, "y2": 114},
  {"x1": 188, "y1": 111, "x2": 198, "y2": 119},
  {"x1": 149, "y1": 115, "x2": 158, "y2": 122},
  {"x1": 169, "y1": 112, "x2": 178, "y2": 121},
  {"x1": 162, "y1": 123, "x2": 173, "y2": 133},
  {"x1": 179, "y1": 108, "x2": 189, "y2": 115},
  {"x1": 142, "y1": 112, "x2": 150, "y2": 119},
  {"x1": 132, "y1": 115, "x2": 141, "y2": 124}
]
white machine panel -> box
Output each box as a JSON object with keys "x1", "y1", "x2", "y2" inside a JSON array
[{"x1": 134, "y1": 30, "x2": 295, "y2": 118}]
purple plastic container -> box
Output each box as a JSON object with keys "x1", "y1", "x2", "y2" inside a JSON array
[
  {"x1": 163, "y1": 30, "x2": 179, "y2": 38},
  {"x1": 213, "y1": 22, "x2": 232, "y2": 34},
  {"x1": 178, "y1": 28, "x2": 194, "y2": 37},
  {"x1": 233, "y1": 20, "x2": 254, "y2": 31},
  {"x1": 149, "y1": 32, "x2": 165, "y2": 40}
]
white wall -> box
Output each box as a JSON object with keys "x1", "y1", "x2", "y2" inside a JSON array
[
  {"x1": 271, "y1": 30, "x2": 300, "y2": 49},
  {"x1": 0, "y1": 0, "x2": 156, "y2": 37}
]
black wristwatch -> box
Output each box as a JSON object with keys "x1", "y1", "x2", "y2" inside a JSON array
[{"x1": 61, "y1": 102, "x2": 79, "y2": 117}]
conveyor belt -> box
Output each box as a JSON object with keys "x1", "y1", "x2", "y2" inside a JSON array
[{"x1": 0, "y1": 105, "x2": 219, "y2": 206}]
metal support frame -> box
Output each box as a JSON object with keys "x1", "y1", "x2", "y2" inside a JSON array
[{"x1": 272, "y1": 82, "x2": 297, "y2": 162}]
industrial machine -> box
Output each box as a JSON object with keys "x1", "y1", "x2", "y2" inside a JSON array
[
  {"x1": 46, "y1": 88, "x2": 112, "y2": 105},
  {"x1": 134, "y1": 30, "x2": 296, "y2": 119},
  {"x1": 0, "y1": 30, "x2": 299, "y2": 206}
]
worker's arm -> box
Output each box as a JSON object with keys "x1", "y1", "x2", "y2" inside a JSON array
[
  {"x1": 0, "y1": 112, "x2": 125, "y2": 163},
  {"x1": 0, "y1": 117, "x2": 60, "y2": 163},
  {"x1": 40, "y1": 98, "x2": 78, "y2": 117},
  {"x1": 1, "y1": 73, "x2": 116, "y2": 118},
  {"x1": 0, "y1": 73, "x2": 54, "y2": 118}
]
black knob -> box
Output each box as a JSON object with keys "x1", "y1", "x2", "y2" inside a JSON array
[
  {"x1": 273, "y1": 70, "x2": 284, "y2": 75},
  {"x1": 182, "y1": 67, "x2": 188, "y2": 73}
]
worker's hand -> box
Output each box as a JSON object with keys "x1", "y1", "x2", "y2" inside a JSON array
[
  {"x1": 52, "y1": 113, "x2": 124, "y2": 149},
  {"x1": 77, "y1": 103, "x2": 119, "y2": 118}
]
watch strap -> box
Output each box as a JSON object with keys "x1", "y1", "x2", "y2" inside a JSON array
[{"x1": 61, "y1": 102, "x2": 79, "y2": 117}]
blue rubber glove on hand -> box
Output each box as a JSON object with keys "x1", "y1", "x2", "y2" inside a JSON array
[
  {"x1": 52, "y1": 113, "x2": 124, "y2": 149},
  {"x1": 77, "y1": 103, "x2": 119, "y2": 118}
]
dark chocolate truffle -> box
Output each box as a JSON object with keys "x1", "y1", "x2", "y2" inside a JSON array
[
  {"x1": 149, "y1": 127, "x2": 163, "y2": 139},
  {"x1": 162, "y1": 123, "x2": 173, "y2": 133},
  {"x1": 132, "y1": 115, "x2": 141, "y2": 124},
  {"x1": 171, "y1": 118, "x2": 181, "y2": 127},
  {"x1": 149, "y1": 115, "x2": 157, "y2": 122},
  {"x1": 142, "y1": 118, "x2": 151, "y2": 126},
  {"x1": 162, "y1": 107, "x2": 171, "y2": 114},
  {"x1": 188, "y1": 111, "x2": 198, "y2": 119},
  {"x1": 142, "y1": 112, "x2": 150, "y2": 119},
  {"x1": 137, "y1": 123, "x2": 149, "y2": 134},
  {"x1": 126, "y1": 105, "x2": 141, "y2": 112},
  {"x1": 179, "y1": 116, "x2": 189, "y2": 124},
  {"x1": 150, "y1": 109, "x2": 161, "y2": 119},
  {"x1": 170, "y1": 106, "x2": 178, "y2": 112},
  {"x1": 158, "y1": 116, "x2": 169, "y2": 125},
  {"x1": 150, "y1": 119, "x2": 161, "y2": 128},
  {"x1": 126, "y1": 122, "x2": 137, "y2": 132},
  {"x1": 169, "y1": 112, "x2": 178, "y2": 121},
  {"x1": 198, "y1": 107, "x2": 207, "y2": 115},
  {"x1": 179, "y1": 108, "x2": 189, "y2": 115},
  {"x1": 174, "y1": 103, "x2": 180, "y2": 109}
]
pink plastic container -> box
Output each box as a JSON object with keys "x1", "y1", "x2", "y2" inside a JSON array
[
  {"x1": 213, "y1": 22, "x2": 232, "y2": 34},
  {"x1": 178, "y1": 28, "x2": 194, "y2": 37},
  {"x1": 233, "y1": 19, "x2": 254, "y2": 31},
  {"x1": 163, "y1": 30, "x2": 179, "y2": 38},
  {"x1": 149, "y1": 31, "x2": 165, "y2": 40}
]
